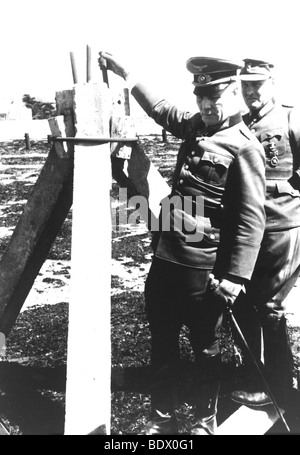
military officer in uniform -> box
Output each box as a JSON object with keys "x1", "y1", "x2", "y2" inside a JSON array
[
  {"x1": 230, "y1": 59, "x2": 300, "y2": 408},
  {"x1": 99, "y1": 51, "x2": 266, "y2": 435}
]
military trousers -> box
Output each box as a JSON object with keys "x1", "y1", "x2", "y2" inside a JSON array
[
  {"x1": 233, "y1": 226, "x2": 300, "y2": 396},
  {"x1": 144, "y1": 257, "x2": 223, "y2": 414}
]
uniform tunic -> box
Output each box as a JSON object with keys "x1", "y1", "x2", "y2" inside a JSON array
[
  {"x1": 129, "y1": 82, "x2": 266, "y2": 413},
  {"x1": 234, "y1": 99, "x2": 300, "y2": 393},
  {"x1": 132, "y1": 82, "x2": 266, "y2": 280},
  {"x1": 244, "y1": 100, "x2": 300, "y2": 231},
  {"x1": 241, "y1": 99, "x2": 300, "y2": 311}
]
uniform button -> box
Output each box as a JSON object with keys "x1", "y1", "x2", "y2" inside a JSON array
[
  {"x1": 251, "y1": 128, "x2": 256, "y2": 133},
  {"x1": 209, "y1": 234, "x2": 216, "y2": 240},
  {"x1": 179, "y1": 179, "x2": 184, "y2": 184},
  {"x1": 213, "y1": 157, "x2": 219, "y2": 164},
  {"x1": 191, "y1": 151, "x2": 196, "y2": 156},
  {"x1": 184, "y1": 164, "x2": 189, "y2": 170}
]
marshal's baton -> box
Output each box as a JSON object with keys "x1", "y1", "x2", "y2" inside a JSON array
[{"x1": 225, "y1": 304, "x2": 291, "y2": 433}]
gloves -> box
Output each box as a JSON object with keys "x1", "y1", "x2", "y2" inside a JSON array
[
  {"x1": 208, "y1": 274, "x2": 244, "y2": 307},
  {"x1": 98, "y1": 51, "x2": 130, "y2": 81}
]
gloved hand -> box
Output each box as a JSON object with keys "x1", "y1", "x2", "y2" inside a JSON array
[
  {"x1": 98, "y1": 51, "x2": 130, "y2": 81},
  {"x1": 208, "y1": 274, "x2": 243, "y2": 307}
]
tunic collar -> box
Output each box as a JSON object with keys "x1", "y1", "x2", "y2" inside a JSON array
[
  {"x1": 246, "y1": 98, "x2": 276, "y2": 124},
  {"x1": 198, "y1": 112, "x2": 242, "y2": 136}
]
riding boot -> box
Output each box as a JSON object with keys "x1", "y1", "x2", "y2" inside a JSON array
[
  {"x1": 263, "y1": 314, "x2": 294, "y2": 407},
  {"x1": 191, "y1": 380, "x2": 220, "y2": 435},
  {"x1": 190, "y1": 355, "x2": 221, "y2": 435},
  {"x1": 142, "y1": 364, "x2": 179, "y2": 435},
  {"x1": 231, "y1": 315, "x2": 294, "y2": 408}
]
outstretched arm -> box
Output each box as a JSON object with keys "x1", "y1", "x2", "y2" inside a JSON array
[
  {"x1": 98, "y1": 51, "x2": 197, "y2": 140},
  {"x1": 99, "y1": 51, "x2": 131, "y2": 82}
]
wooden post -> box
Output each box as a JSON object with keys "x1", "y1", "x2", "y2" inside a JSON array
[
  {"x1": 0, "y1": 91, "x2": 74, "y2": 336},
  {"x1": 70, "y1": 52, "x2": 78, "y2": 84},
  {"x1": 64, "y1": 82, "x2": 111, "y2": 435},
  {"x1": 24, "y1": 133, "x2": 31, "y2": 150},
  {"x1": 99, "y1": 55, "x2": 109, "y2": 88},
  {"x1": 86, "y1": 45, "x2": 92, "y2": 83},
  {"x1": 162, "y1": 128, "x2": 168, "y2": 143}
]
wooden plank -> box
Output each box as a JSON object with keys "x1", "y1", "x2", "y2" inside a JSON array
[
  {"x1": 217, "y1": 404, "x2": 281, "y2": 435},
  {"x1": 48, "y1": 116, "x2": 69, "y2": 158},
  {"x1": 110, "y1": 87, "x2": 170, "y2": 226},
  {"x1": 126, "y1": 142, "x2": 171, "y2": 221},
  {"x1": 86, "y1": 45, "x2": 92, "y2": 83},
  {"x1": 64, "y1": 82, "x2": 111, "y2": 435},
  {"x1": 0, "y1": 91, "x2": 74, "y2": 336},
  {"x1": 110, "y1": 115, "x2": 136, "y2": 159},
  {"x1": 0, "y1": 421, "x2": 9, "y2": 436}
]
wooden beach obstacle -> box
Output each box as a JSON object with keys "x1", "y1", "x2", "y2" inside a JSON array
[{"x1": 0, "y1": 45, "x2": 170, "y2": 435}]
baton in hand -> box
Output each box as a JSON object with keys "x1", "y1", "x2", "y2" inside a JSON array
[{"x1": 225, "y1": 304, "x2": 291, "y2": 433}]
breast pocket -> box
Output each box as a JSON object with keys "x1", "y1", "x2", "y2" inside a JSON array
[
  {"x1": 276, "y1": 181, "x2": 300, "y2": 198},
  {"x1": 195, "y1": 150, "x2": 233, "y2": 186}
]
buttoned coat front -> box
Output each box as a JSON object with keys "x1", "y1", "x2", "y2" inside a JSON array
[
  {"x1": 132, "y1": 83, "x2": 266, "y2": 281},
  {"x1": 243, "y1": 101, "x2": 300, "y2": 231}
]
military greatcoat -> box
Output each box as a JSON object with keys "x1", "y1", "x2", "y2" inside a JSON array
[{"x1": 132, "y1": 83, "x2": 266, "y2": 281}]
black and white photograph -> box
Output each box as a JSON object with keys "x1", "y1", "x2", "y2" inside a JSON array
[{"x1": 0, "y1": 0, "x2": 299, "y2": 438}]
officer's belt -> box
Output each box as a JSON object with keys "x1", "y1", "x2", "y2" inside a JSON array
[
  {"x1": 266, "y1": 181, "x2": 276, "y2": 193},
  {"x1": 171, "y1": 191, "x2": 223, "y2": 227},
  {"x1": 266, "y1": 179, "x2": 290, "y2": 193}
]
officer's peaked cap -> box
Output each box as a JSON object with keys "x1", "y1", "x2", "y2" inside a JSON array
[
  {"x1": 239, "y1": 58, "x2": 274, "y2": 81},
  {"x1": 186, "y1": 56, "x2": 243, "y2": 87}
]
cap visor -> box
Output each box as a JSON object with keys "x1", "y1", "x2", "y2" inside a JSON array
[
  {"x1": 239, "y1": 74, "x2": 270, "y2": 81},
  {"x1": 193, "y1": 76, "x2": 237, "y2": 87}
]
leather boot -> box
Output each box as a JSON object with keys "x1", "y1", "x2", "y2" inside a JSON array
[
  {"x1": 263, "y1": 314, "x2": 294, "y2": 407},
  {"x1": 142, "y1": 364, "x2": 179, "y2": 435},
  {"x1": 142, "y1": 410, "x2": 178, "y2": 435},
  {"x1": 230, "y1": 390, "x2": 272, "y2": 406},
  {"x1": 191, "y1": 380, "x2": 220, "y2": 435},
  {"x1": 189, "y1": 354, "x2": 221, "y2": 435},
  {"x1": 230, "y1": 315, "x2": 294, "y2": 408},
  {"x1": 191, "y1": 414, "x2": 217, "y2": 435}
]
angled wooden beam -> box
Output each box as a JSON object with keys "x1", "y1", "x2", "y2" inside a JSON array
[
  {"x1": 0, "y1": 420, "x2": 9, "y2": 435},
  {"x1": 0, "y1": 90, "x2": 75, "y2": 336}
]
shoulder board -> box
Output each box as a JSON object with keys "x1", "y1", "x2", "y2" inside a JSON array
[{"x1": 239, "y1": 125, "x2": 252, "y2": 140}]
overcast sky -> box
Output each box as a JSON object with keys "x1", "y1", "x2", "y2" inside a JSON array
[{"x1": 1, "y1": 0, "x2": 300, "y2": 110}]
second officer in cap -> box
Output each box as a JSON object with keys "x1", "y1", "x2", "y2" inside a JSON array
[
  {"x1": 99, "y1": 51, "x2": 266, "y2": 435},
  {"x1": 230, "y1": 59, "x2": 300, "y2": 409}
]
